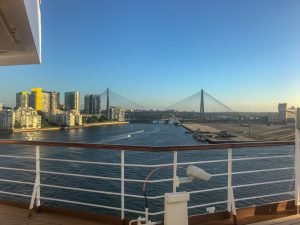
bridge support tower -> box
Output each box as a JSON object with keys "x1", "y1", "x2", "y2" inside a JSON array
[{"x1": 200, "y1": 89, "x2": 206, "y2": 123}]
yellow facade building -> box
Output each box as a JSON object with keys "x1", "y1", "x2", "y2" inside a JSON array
[{"x1": 31, "y1": 88, "x2": 43, "y2": 111}]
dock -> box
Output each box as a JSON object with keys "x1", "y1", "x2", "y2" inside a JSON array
[
  {"x1": 182, "y1": 123, "x2": 255, "y2": 143},
  {"x1": 182, "y1": 124, "x2": 221, "y2": 133}
]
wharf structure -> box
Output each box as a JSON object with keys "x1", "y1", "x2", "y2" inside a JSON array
[{"x1": 1, "y1": 1, "x2": 300, "y2": 225}]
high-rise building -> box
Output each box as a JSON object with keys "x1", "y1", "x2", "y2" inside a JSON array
[
  {"x1": 0, "y1": 110, "x2": 15, "y2": 131},
  {"x1": 16, "y1": 92, "x2": 30, "y2": 108},
  {"x1": 25, "y1": 88, "x2": 59, "y2": 113},
  {"x1": 65, "y1": 91, "x2": 80, "y2": 113},
  {"x1": 0, "y1": 102, "x2": 3, "y2": 111},
  {"x1": 49, "y1": 92, "x2": 60, "y2": 112},
  {"x1": 29, "y1": 87, "x2": 43, "y2": 111},
  {"x1": 278, "y1": 103, "x2": 287, "y2": 123},
  {"x1": 84, "y1": 94, "x2": 101, "y2": 116},
  {"x1": 42, "y1": 91, "x2": 50, "y2": 113}
]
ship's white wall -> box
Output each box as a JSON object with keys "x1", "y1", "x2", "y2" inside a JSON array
[
  {"x1": 0, "y1": 0, "x2": 41, "y2": 65},
  {"x1": 23, "y1": 0, "x2": 41, "y2": 63}
]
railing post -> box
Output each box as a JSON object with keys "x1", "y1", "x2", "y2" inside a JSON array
[
  {"x1": 36, "y1": 145, "x2": 41, "y2": 207},
  {"x1": 227, "y1": 148, "x2": 237, "y2": 225},
  {"x1": 295, "y1": 108, "x2": 300, "y2": 213},
  {"x1": 29, "y1": 145, "x2": 41, "y2": 215},
  {"x1": 227, "y1": 148, "x2": 232, "y2": 212},
  {"x1": 121, "y1": 150, "x2": 125, "y2": 220},
  {"x1": 173, "y1": 151, "x2": 178, "y2": 193}
]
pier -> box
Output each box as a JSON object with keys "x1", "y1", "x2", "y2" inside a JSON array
[
  {"x1": 182, "y1": 123, "x2": 255, "y2": 143},
  {"x1": 182, "y1": 123, "x2": 295, "y2": 143}
]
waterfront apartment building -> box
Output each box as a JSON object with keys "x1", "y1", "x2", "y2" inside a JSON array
[
  {"x1": 65, "y1": 92, "x2": 80, "y2": 113},
  {"x1": 0, "y1": 110, "x2": 15, "y2": 131},
  {"x1": 109, "y1": 107, "x2": 125, "y2": 122},
  {"x1": 48, "y1": 110, "x2": 82, "y2": 127},
  {"x1": 14, "y1": 107, "x2": 41, "y2": 129},
  {"x1": 84, "y1": 94, "x2": 101, "y2": 116},
  {"x1": 0, "y1": 102, "x2": 2, "y2": 111},
  {"x1": 16, "y1": 92, "x2": 30, "y2": 108}
]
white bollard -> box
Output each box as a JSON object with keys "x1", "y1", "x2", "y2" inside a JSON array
[{"x1": 164, "y1": 192, "x2": 190, "y2": 225}]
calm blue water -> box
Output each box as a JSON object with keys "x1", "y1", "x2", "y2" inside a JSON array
[{"x1": 0, "y1": 123, "x2": 295, "y2": 219}]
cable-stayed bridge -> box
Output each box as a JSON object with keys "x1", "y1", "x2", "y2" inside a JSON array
[
  {"x1": 97, "y1": 88, "x2": 294, "y2": 141},
  {"x1": 99, "y1": 88, "x2": 144, "y2": 111},
  {"x1": 165, "y1": 89, "x2": 294, "y2": 141},
  {"x1": 166, "y1": 89, "x2": 234, "y2": 123},
  {"x1": 100, "y1": 88, "x2": 234, "y2": 114}
]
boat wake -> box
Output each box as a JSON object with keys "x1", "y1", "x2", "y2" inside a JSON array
[{"x1": 100, "y1": 130, "x2": 144, "y2": 143}]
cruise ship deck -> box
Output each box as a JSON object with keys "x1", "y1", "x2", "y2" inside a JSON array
[
  {"x1": 1, "y1": 2, "x2": 300, "y2": 225},
  {"x1": 0, "y1": 203, "x2": 109, "y2": 225},
  {"x1": 0, "y1": 202, "x2": 299, "y2": 225},
  {"x1": 0, "y1": 139, "x2": 299, "y2": 225}
]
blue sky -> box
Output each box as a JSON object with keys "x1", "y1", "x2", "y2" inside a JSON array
[{"x1": 0, "y1": 0, "x2": 300, "y2": 111}]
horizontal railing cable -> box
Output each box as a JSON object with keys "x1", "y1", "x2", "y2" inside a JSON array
[
  {"x1": 232, "y1": 179, "x2": 295, "y2": 189},
  {"x1": 0, "y1": 154, "x2": 35, "y2": 160},
  {"x1": 40, "y1": 157, "x2": 120, "y2": 166},
  {"x1": 0, "y1": 140, "x2": 296, "y2": 221},
  {"x1": 40, "y1": 197, "x2": 122, "y2": 211},
  {"x1": 0, "y1": 178, "x2": 34, "y2": 186},
  {"x1": 0, "y1": 190, "x2": 31, "y2": 198},
  {"x1": 40, "y1": 170, "x2": 121, "y2": 181},
  {"x1": 0, "y1": 166, "x2": 35, "y2": 173},
  {"x1": 235, "y1": 191, "x2": 294, "y2": 202}
]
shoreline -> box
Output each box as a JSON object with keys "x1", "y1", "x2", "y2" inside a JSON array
[{"x1": 12, "y1": 121, "x2": 129, "y2": 133}]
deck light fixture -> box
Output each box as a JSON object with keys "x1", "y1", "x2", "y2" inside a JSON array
[{"x1": 176, "y1": 165, "x2": 212, "y2": 187}]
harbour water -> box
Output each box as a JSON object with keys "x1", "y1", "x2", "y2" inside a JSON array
[
  {"x1": 0, "y1": 123, "x2": 198, "y2": 145},
  {"x1": 0, "y1": 123, "x2": 294, "y2": 219}
]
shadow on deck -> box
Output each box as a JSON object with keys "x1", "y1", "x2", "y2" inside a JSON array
[
  {"x1": 0, "y1": 200, "x2": 299, "y2": 225},
  {"x1": 0, "y1": 203, "x2": 110, "y2": 225}
]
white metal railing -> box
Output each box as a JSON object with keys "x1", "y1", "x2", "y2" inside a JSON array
[{"x1": 0, "y1": 140, "x2": 296, "y2": 221}]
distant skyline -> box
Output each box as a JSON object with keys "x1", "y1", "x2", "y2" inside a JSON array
[{"x1": 0, "y1": 0, "x2": 299, "y2": 111}]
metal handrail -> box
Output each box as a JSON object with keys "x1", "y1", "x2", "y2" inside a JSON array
[
  {"x1": 0, "y1": 139, "x2": 294, "y2": 151},
  {"x1": 0, "y1": 139, "x2": 296, "y2": 221}
]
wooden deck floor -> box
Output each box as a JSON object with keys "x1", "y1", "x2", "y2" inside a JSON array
[
  {"x1": 249, "y1": 215, "x2": 300, "y2": 225},
  {"x1": 0, "y1": 203, "x2": 110, "y2": 225},
  {"x1": 1, "y1": 202, "x2": 300, "y2": 225}
]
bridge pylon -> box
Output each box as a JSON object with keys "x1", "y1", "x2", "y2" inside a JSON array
[{"x1": 199, "y1": 89, "x2": 206, "y2": 123}]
